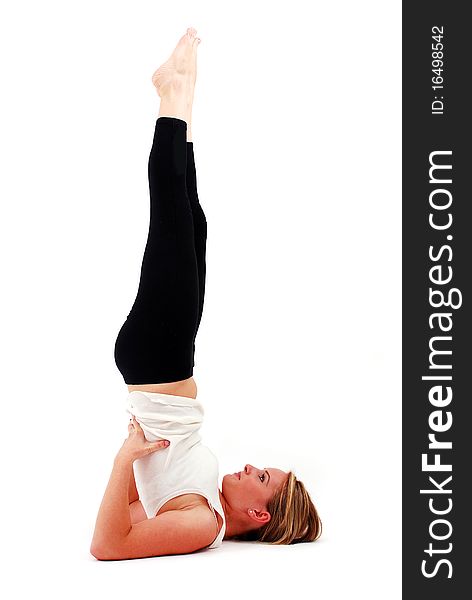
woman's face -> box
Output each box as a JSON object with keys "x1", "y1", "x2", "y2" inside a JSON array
[{"x1": 222, "y1": 463, "x2": 288, "y2": 514}]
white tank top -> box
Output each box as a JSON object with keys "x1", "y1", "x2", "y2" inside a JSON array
[{"x1": 124, "y1": 390, "x2": 226, "y2": 549}]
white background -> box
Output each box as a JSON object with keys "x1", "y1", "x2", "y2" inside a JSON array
[{"x1": 0, "y1": 1, "x2": 401, "y2": 598}]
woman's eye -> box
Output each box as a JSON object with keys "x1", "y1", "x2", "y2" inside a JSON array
[{"x1": 259, "y1": 473, "x2": 265, "y2": 482}]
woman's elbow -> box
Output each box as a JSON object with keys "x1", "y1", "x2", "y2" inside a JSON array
[
  {"x1": 90, "y1": 540, "x2": 118, "y2": 561},
  {"x1": 90, "y1": 542, "x2": 107, "y2": 561}
]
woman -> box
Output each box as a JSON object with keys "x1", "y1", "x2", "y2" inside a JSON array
[{"x1": 90, "y1": 27, "x2": 322, "y2": 561}]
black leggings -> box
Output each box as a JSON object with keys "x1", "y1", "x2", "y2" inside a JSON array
[{"x1": 114, "y1": 117, "x2": 207, "y2": 384}]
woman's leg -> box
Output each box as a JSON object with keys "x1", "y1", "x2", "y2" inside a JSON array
[
  {"x1": 186, "y1": 141, "x2": 207, "y2": 356},
  {"x1": 114, "y1": 29, "x2": 202, "y2": 385}
]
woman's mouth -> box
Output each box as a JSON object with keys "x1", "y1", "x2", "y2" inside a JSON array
[{"x1": 233, "y1": 471, "x2": 241, "y2": 479}]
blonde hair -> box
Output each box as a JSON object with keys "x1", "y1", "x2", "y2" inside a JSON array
[{"x1": 233, "y1": 471, "x2": 322, "y2": 545}]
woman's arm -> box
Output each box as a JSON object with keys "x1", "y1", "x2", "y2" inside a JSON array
[
  {"x1": 90, "y1": 454, "x2": 217, "y2": 560},
  {"x1": 90, "y1": 455, "x2": 134, "y2": 555},
  {"x1": 90, "y1": 418, "x2": 169, "y2": 557},
  {"x1": 92, "y1": 504, "x2": 218, "y2": 560}
]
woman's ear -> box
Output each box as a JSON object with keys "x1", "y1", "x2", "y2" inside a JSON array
[{"x1": 248, "y1": 509, "x2": 271, "y2": 524}]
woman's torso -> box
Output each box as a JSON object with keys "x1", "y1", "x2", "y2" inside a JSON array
[
  {"x1": 128, "y1": 384, "x2": 224, "y2": 540},
  {"x1": 127, "y1": 376, "x2": 197, "y2": 399}
]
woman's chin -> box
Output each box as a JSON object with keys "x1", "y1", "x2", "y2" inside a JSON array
[{"x1": 221, "y1": 473, "x2": 235, "y2": 490}]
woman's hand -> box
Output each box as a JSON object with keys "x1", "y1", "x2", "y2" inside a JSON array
[{"x1": 116, "y1": 416, "x2": 170, "y2": 463}]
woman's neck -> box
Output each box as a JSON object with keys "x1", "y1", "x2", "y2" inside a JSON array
[{"x1": 218, "y1": 490, "x2": 254, "y2": 539}]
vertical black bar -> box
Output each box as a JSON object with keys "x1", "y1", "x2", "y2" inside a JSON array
[{"x1": 403, "y1": 2, "x2": 470, "y2": 597}]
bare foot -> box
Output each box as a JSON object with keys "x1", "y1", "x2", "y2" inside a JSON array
[{"x1": 152, "y1": 27, "x2": 201, "y2": 98}]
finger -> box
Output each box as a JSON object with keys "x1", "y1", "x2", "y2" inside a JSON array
[
  {"x1": 132, "y1": 416, "x2": 147, "y2": 437},
  {"x1": 147, "y1": 440, "x2": 170, "y2": 453}
]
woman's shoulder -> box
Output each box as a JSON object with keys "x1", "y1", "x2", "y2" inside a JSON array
[
  {"x1": 156, "y1": 492, "x2": 211, "y2": 515},
  {"x1": 155, "y1": 501, "x2": 221, "y2": 552},
  {"x1": 161, "y1": 494, "x2": 223, "y2": 546},
  {"x1": 188, "y1": 501, "x2": 224, "y2": 547}
]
